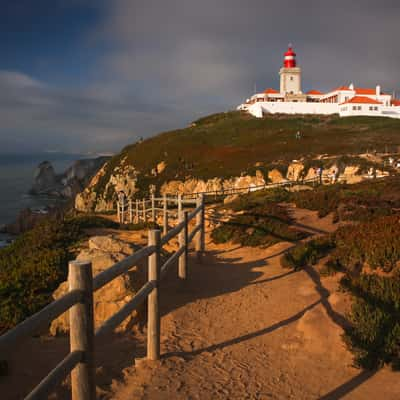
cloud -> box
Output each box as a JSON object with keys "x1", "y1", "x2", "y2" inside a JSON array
[
  {"x1": 1, "y1": 0, "x2": 400, "y2": 154},
  {"x1": 0, "y1": 70, "x2": 179, "y2": 154}
]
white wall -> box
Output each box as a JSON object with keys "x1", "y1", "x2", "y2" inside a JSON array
[
  {"x1": 247, "y1": 101, "x2": 400, "y2": 119},
  {"x1": 257, "y1": 101, "x2": 338, "y2": 116},
  {"x1": 339, "y1": 104, "x2": 400, "y2": 118}
]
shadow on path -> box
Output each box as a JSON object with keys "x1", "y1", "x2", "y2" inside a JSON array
[
  {"x1": 303, "y1": 264, "x2": 349, "y2": 329},
  {"x1": 248, "y1": 269, "x2": 296, "y2": 286},
  {"x1": 318, "y1": 369, "x2": 377, "y2": 400},
  {"x1": 163, "y1": 300, "x2": 321, "y2": 360}
]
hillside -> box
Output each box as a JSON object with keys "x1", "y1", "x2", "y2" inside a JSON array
[{"x1": 75, "y1": 112, "x2": 400, "y2": 211}]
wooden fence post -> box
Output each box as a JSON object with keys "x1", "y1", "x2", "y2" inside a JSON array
[
  {"x1": 177, "y1": 194, "x2": 182, "y2": 220},
  {"x1": 129, "y1": 199, "x2": 133, "y2": 223},
  {"x1": 163, "y1": 194, "x2": 168, "y2": 235},
  {"x1": 147, "y1": 230, "x2": 161, "y2": 361},
  {"x1": 142, "y1": 199, "x2": 147, "y2": 223},
  {"x1": 121, "y1": 200, "x2": 125, "y2": 224},
  {"x1": 200, "y1": 194, "x2": 205, "y2": 255},
  {"x1": 135, "y1": 200, "x2": 139, "y2": 223},
  {"x1": 69, "y1": 260, "x2": 95, "y2": 400},
  {"x1": 117, "y1": 201, "x2": 120, "y2": 224},
  {"x1": 179, "y1": 211, "x2": 188, "y2": 280},
  {"x1": 195, "y1": 196, "x2": 202, "y2": 261},
  {"x1": 151, "y1": 194, "x2": 155, "y2": 222}
]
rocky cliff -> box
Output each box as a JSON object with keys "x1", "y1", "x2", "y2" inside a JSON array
[
  {"x1": 30, "y1": 156, "x2": 110, "y2": 199},
  {"x1": 73, "y1": 112, "x2": 398, "y2": 212}
]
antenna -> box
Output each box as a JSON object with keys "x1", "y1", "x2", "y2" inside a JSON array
[{"x1": 254, "y1": 83, "x2": 257, "y2": 94}]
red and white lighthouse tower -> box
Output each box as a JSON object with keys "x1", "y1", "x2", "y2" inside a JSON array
[{"x1": 280, "y1": 44, "x2": 303, "y2": 97}]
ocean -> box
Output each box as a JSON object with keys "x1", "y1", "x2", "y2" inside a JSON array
[{"x1": 0, "y1": 153, "x2": 83, "y2": 245}]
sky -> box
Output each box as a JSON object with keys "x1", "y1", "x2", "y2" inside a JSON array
[{"x1": 1, "y1": 0, "x2": 399, "y2": 155}]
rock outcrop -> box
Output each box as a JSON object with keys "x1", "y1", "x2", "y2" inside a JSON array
[
  {"x1": 31, "y1": 161, "x2": 58, "y2": 194},
  {"x1": 160, "y1": 172, "x2": 266, "y2": 196},
  {"x1": 287, "y1": 162, "x2": 305, "y2": 181},
  {"x1": 75, "y1": 159, "x2": 139, "y2": 212},
  {"x1": 73, "y1": 149, "x2": 385, "y2": 213},
  {"x1": 30, "y1": 156, "x2": 109, "y2": 199},
  {"x1": 50, "y1": 235, "x2": 146, "y2": 335}
]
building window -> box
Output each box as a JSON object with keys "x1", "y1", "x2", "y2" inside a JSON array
[
  {"x1": 290, "y1": 76, "x2": 294, "y2": 81},
  {"x1": 374, "y1": 106, "x2": 378, "y2": 111},
  {"x1": 357, "y1": 106, "x2": 362, "y2": 111},
  {"x1": 369, "y1": 106, "x2": 373, "y2": 111},
  {"x1": 352, "y1": 106, "x2": 357, "y2": 111}
]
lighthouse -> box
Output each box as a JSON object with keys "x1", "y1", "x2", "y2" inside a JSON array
[{"x1": 279, "y1": 45, "x2": 304, "y2": 99}]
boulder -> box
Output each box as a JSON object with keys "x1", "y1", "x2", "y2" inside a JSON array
[
  {"x1": 50, "y1": 236, "x2": 146, "y2": 335},
  {"x1": 304, "y1": 167, "x2": 319, "y2": 181},
  {"x1": 156, "y1": 161, "x2": 167, "y2": 174},
  {"x1": 287, "y1": 162, "x2": 305, "y2": 181},
  {"x1": 268, "y1": 169, "x2": 286, "y2": 184},
  {"x1": 88, "y1": 236, "x2": 133, "y2": 255}
]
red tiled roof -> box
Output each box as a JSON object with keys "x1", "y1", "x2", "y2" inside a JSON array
[
  {"x1": 263, "y1": 88, "x2": 279, "y2": 94},
  {"x1": 307, "y1": 90, "x2": 323, "y2": 95},
  {"x1": 332, "y1": 86, "x2": 350, "y2": 91},
  {"x1": 391, "y1": 99, "x2": 400, "y2": 106},
  {"x1": 340, "y1": 96, "x2": 382, "y2": 105},
  {"x1": 355, "y1": 88, "x2": 377, "y2": 95},
  {"x1": 331, "y1": 86, "x2": 384, "y2": 95}
]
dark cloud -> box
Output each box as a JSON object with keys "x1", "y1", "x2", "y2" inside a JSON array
[{"x1": 1, "y1": 0, "x2": 400, "y2": 153}]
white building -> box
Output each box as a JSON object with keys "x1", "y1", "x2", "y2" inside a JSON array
[{"x1": 238, "y1": 46, "x2": 400, "y2": 119}]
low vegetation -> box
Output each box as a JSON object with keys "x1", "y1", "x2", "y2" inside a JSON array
[
  {"x1": 211, "y1": 196, "x2": 308, "y2": 247},
  {"x1": 280, "y1": 236, "x2": 334, "y2": 271},
  {"x1": 217, "y1": 175, "x2": 400, "y2": 369},
  {"x1": 93, "y1": 112, "x2": 400, "y2": 198},
  {"x1": 280, "y1": 201, "x2": 400, "y2": 369},
  {"x1": 0, "y1": 215, "x2": 119, "y2": 334},
  {"x1": 291, "y1": 176, "x2": 400, "y2": 220}
]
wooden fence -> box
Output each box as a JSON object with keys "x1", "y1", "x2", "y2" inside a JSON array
[
  {"x1": 117, "y1": 177, "x2": 320, "y2": 225},
  {"x1": 0, "y1": 195, "x2": 205, "y2": 400}
]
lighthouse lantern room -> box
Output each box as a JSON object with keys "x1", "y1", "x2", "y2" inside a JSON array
[{"x1": 279, "y1": 45, "x2": 304, "y2": 100}]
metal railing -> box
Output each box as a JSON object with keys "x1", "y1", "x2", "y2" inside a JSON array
[{"x1": 0, "y1": 195, "x2": 205, "y2": 400}]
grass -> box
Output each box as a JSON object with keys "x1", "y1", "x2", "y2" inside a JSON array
[
  {"x1": 0, "y1": 215, "x2": 120, "y2": 334},
  {"x1": 93, "y1": 112, "x2": 400, "y2": 199}
]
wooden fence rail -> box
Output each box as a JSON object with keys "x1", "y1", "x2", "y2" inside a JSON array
[
  {"x1": 0, "y1": 195, "x2": 205, "y2": 400},
  {"x1": 116, "y1": 177, "x2": 319, "y2": 225}
]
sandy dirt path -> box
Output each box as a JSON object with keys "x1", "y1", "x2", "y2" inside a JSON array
[{"x1": 109, "y1": 207, "x2": 400, "y2": 400}]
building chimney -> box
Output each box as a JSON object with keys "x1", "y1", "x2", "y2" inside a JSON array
[
  {"x1": 349, "y1": 83, "x2": 354, "y2": 90},
  {"x1": 376, "y1": 85, "x2": 381, "y2": 97}
]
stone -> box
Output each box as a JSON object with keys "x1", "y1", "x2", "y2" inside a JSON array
[
  {"x1": 50, "y1": 236, "x2": 146, "y2": 335},
  {"x1": 156, "y1": 161, "x2": 167, "y2": 174},
  {"x1": 223, "y1": 194, "x2": 239, "y2": 204},
  {"x1": 286, "y1": 162, "x2": 305, "y2": 181},
  {"x1": 88, "y1": 235, "x2": 133, "y2": 255},
  {"x1": 268, "y1": 169, "x2": 286, "y2": 184}
]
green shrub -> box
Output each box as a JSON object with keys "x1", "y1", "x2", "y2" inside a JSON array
[
  {"x1": 342, "y1": 274, "x2": 400, "y2": 369},
  {"x1": 281, "y1": 236, "x2": 334, "y2": 270},
  {"x1": 0, "y1": 215, "x2": 118, "y2": 333},
  {"x1": 332, "y1": 215, "x2": 400, "y2": 273}
]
